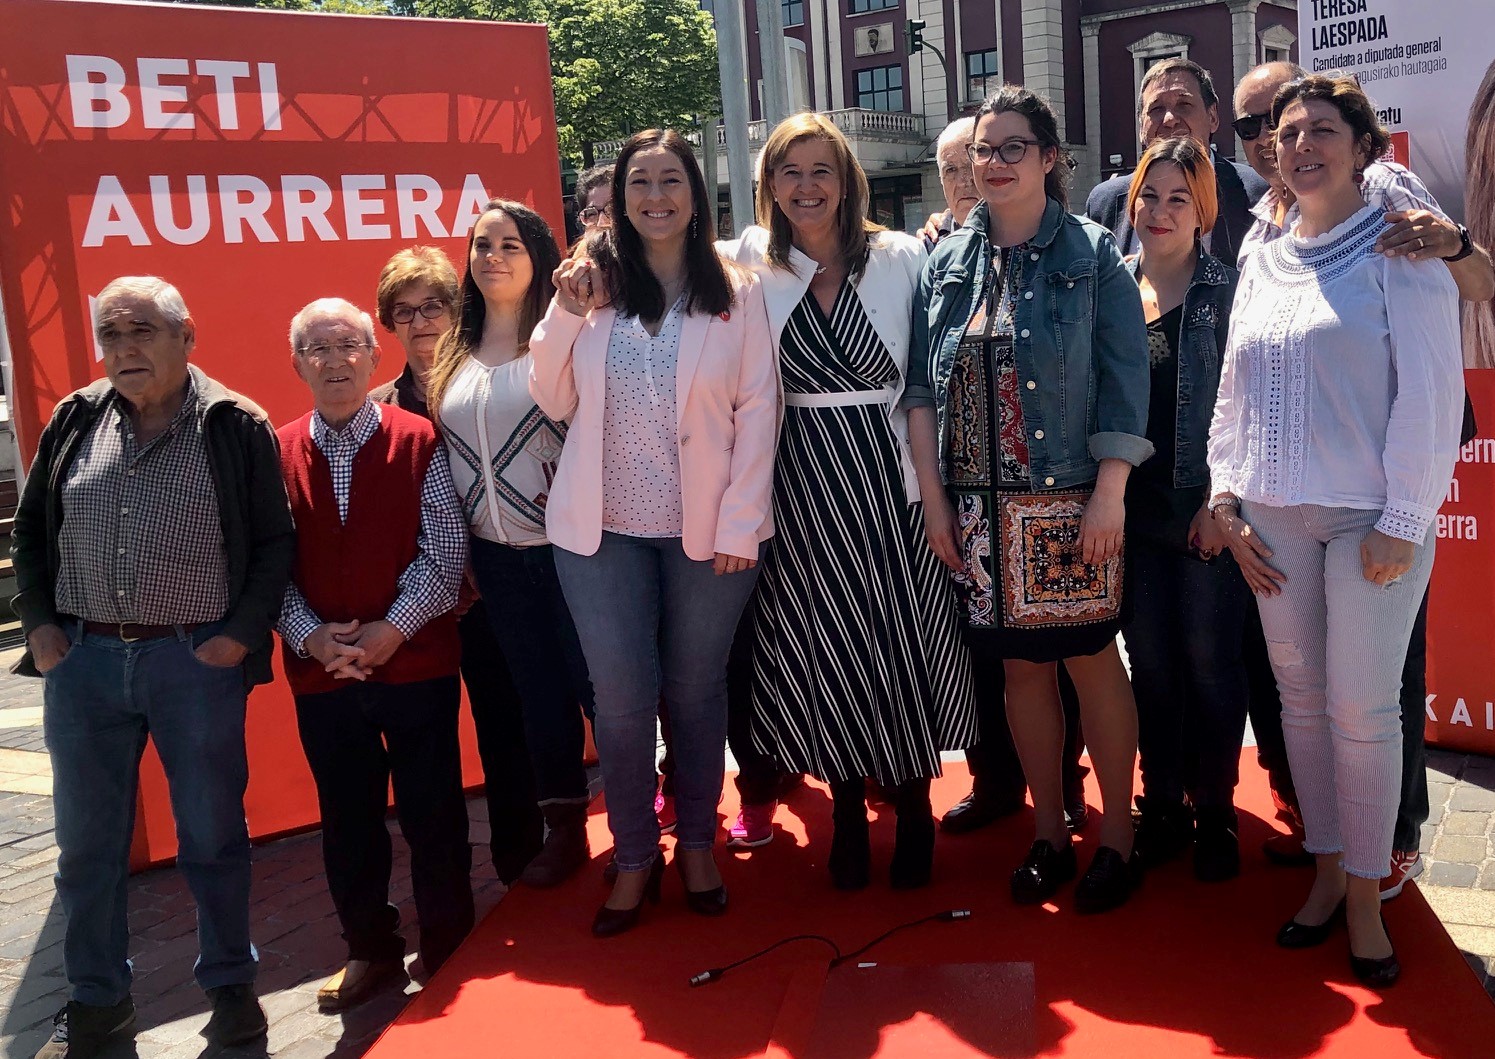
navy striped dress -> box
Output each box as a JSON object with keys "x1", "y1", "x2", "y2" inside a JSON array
[{"x1": 749, "y1": 281, "x2": 976, "y2": 786}]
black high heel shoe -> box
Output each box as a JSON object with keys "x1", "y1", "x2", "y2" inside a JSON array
[
  {"x1": 592, "y1": 854, "x2": 665, "y2": 937},
  {"x1": 675, "y1": 853, "x2": 728, "y2": 916},
  {"x1": 1276, "y1": 898, "x2": 1346, "y2": 949},
  {"x1": 1349, "y1": 916, "x2": 1400, "y2": 987}
]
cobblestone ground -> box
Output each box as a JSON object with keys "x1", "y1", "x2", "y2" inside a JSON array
[{"x1": 1, "y1": 662, "x2": 1492, "y2": 1059}]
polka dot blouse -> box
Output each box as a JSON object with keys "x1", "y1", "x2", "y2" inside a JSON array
[{"x1": 601, "y1": 296, "x2": 686, "y2": 537}]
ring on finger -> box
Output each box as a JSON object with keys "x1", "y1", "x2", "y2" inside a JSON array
[{"x1": 1415, "y1": 236, "x2": 1425, "y2": 251}]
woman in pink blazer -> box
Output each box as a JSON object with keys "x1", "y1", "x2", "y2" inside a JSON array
[{"x1": 529, "y1": 129, "x2": 778, "y2": 937}]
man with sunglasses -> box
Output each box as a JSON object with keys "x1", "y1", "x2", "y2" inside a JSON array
[
  {"x1": 1085, "y1": 57, "x2": 1269, "y2": 267},
  {"x1": 277, "y1": 298, "x2": 474, "y2": 1011},
  {"x1": 1230, "y1": 61, "x2": 1493, "y2": 901}
]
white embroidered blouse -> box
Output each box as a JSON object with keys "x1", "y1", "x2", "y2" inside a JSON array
[{"x1": 1208, "y1": 202, "x2": 1464, "y2": 543}]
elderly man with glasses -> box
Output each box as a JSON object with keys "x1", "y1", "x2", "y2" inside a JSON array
[
  {"x1": 12, "y1": 276, "x2": 294, "y2": 1059},
  {"x1": 277, "y1": 298, "x2": 473, "y2": 1012}
]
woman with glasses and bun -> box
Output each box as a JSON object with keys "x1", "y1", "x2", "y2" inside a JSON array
[
  {"x1": 530, "y1": 130, "x2": 778, "y2": 937},
  {"x1": 423, "y1": 203, "x2": 597, "y2": 893},
  {"x1": 907, "y1": 85, "x2": 1152, "y2": 913}
]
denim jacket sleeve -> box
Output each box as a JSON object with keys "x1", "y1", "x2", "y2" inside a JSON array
[{"x1": 1088, "y1": 230, "x2": 1154, "y2": 466}]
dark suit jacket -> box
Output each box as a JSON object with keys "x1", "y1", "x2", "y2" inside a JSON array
[{"x1": 1084, "y1": 152, "x2": 1270, "y2": 267}]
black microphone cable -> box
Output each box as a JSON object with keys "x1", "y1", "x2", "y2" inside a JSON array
[{"x1": 688, "y1": 909, "x2": 972, "y2": 987}]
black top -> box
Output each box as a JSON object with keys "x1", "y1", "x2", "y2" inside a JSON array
[{"x1": 1126, "y1": 304, "x2": 1201, "y2": 550}]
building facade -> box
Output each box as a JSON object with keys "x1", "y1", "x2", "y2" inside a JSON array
[{"x1": 597, "y1": 1, "x2": 1299, "y2": 233}]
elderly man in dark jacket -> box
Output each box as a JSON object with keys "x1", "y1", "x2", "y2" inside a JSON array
[{"x1": 12, "y1": 276, "x2": 294, "y2": 1059}]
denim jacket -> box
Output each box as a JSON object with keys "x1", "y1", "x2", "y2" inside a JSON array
[
  {"x1": 1123, "y1": 250, "x2": 1237, "y2": 489},
  {"x1": 907, "y1": 198, "x2": 1153, "y2": 489}
]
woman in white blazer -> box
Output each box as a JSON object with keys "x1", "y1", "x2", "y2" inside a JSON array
[
  {"x1": 718, "y1": 113, "x2": 975, "y2": 892},
  {"x1": 529, "y1": 129, "x2": 778, "y2": 937}
]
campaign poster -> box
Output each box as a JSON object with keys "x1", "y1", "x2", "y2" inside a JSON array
[
  {"x1": 1304, "y1": 0, "x2": 1495, "y2": 754},
  {"x1": 0, "y1": 0, "x2": 564, "y2": 863}
]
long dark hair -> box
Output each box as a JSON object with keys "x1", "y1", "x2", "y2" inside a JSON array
[
  {"x1": 426, "y1": 199, "x2": 561, "y2": 427},
  {"x1": 588, "y1": 129, "x2": 733, "y2": 319},
  {"x1": 973, "y1": 85, "x2": 1074, "y2": 210}
]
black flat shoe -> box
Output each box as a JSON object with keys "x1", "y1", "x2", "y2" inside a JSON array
[
  {"x1": 1276, "y1": 899, "x2": 1345, "y2": 949},
  {"x1": 675, "y1": 856, "x2": 729, "y2": 916},
  {"x1": 1350, "y1": 916, "x2": 1400, "y2": 987},
  {"x1": 1010, "y1": 839, "x2": 1078, "y2": 905},
  {"x1": 1075, "y1": 845, "x2": 1143, "y2": 914},
  {"x1": 592, "y1": 854, "x2": 665, "y2": 937},
  {"x1": 939, "y1": 789, "x2": 1024, "y2": 835}
]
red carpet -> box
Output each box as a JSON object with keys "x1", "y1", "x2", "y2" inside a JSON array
[{"x1": 368, "y1": 759, "x2": 1495, "y2": 1059}]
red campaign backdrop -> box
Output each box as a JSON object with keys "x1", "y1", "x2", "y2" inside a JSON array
[
  {"x1": 1425, "y1": 370, "x2": 1495, "y2": 756},
  {"x1": 0, "y1": 0, "x2": 564, "y2": 867}
]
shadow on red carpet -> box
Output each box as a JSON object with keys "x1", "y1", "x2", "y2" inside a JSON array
[{"x1": 367, "y1": 759, "x2": 1494, "y2": 1058}]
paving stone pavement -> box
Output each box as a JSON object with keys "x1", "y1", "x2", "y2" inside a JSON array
[{"x1": 0, "y1": 659, "x2": 1491, "y2": 1058}]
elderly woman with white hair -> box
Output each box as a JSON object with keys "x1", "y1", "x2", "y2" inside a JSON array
[{"x1": 275, "y1": 298, "x2": 473, "y2": 1010}]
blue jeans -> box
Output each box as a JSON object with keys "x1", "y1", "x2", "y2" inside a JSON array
[
  {"x1": 554, "y1": 534, "x2": 760, "y2": 871},
  {"x1": 1121, "y1": 541, "x2": 1251, "y2": 808},
  {"x1": 43, "y1": 621, "x2": 255, "y2": 1006}
]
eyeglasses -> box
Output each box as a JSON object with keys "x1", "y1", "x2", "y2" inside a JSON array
[
  {"x1": 1231, "y1": 112, "x2": 1272, "y2": 141},
  {"x1": 297, "y1": 339, "x2": 370, "y2": 362},
  {"x1": 966, "y1": 139, "x2": 1044, "y2": 165},
  {"x1": 580, "y1": 204, "x2": 613, "y2": 225},
  {"x1": 390, "y1": 299, "x2": 449, "y2": 325}
]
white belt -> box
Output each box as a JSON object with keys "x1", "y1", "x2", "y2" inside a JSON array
[{"x1": 783, "y1": 386, "x2": 897, "y2": 409}]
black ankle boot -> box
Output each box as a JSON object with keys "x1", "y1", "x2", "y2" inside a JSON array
[
  {"x1": 1133, "y1": 795, "x2": 1193, "y2": 867},
  {"x1": 1192, "y1": 806, "x2": 1240, "y2": 882},
  {"x1": 520, "y1": 801, "x2": 591, "y2": 888},
  {"x1": 889, "y1": 778, "x2": 935, "y2": 889},
  {"x1": 829, "y1": 778, "x2": 870, "y2": 890}
]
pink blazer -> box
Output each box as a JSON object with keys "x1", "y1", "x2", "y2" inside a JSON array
[{"x1": 528, "y1": 272, "x2": 779, "y2": 562}]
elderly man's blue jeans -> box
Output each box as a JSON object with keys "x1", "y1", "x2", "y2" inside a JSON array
[{"x1": 43, "y1": 622, "x2": 256, "y2": 1007}]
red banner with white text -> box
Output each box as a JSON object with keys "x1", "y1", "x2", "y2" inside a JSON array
[{"x1": 0, "y1": 0, "x2": 565, "y2": 864}]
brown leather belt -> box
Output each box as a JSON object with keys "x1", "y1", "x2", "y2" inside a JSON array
[{"x1": 82, "y1": 621, "x2": 203, "y2": 643}]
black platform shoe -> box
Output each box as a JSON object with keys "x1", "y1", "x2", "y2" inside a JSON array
[
  {"x1": 1276, "y1": 898, "x2": 1345, "y2": 948},
  {"x1": 676, "y1": 855, "x2": 729, "y2": 916},
  {"x1": 1074, "y1": 846, "x2": 1143, "y2": 914},
  {"x1": 1010, "y1": 839, "x2": 1078, "y2": 905},
  {"x1": 829, "y1": 780, "x2": 871, "y2": 890},
  {"x1": 592, "y1": 854, "x2": 665, "y2": 937}
]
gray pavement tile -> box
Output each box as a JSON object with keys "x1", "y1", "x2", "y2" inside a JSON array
[
  {"x1": 1428, "y1": 860, "x2": 1482, "y2": 887},
  {"x1": 1441, "y1": 810, "x2": 1492, "y2": 836},
  {"x1": 1432, "y1": 834, "x2": 1491, "y2": 865},
  {"x1": 1451, "y1": 784, "x2": 1495, "y2": 812}
]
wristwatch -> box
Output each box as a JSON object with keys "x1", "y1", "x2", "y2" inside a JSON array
[{"x1": 1444, "y1": 223, "x2": 1475, "y2": 263}]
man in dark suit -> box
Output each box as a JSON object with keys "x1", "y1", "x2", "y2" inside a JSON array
[{"x1": 1085, "y1": 57, "x2": 1268, "y2": 266}]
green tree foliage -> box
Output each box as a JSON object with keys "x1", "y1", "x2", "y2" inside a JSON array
[{"x1": 406, "y1": 0, "x2": 720, "y2": 165}]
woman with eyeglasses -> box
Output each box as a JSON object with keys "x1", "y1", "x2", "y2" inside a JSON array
[
  {"x1": 1209, "y1": 75, "x2": 1464, "y2": 987},
  {"x1": 718, "y1": 112, "x2": 975, "y2": 892},
  {"x1": 423, "y1": 202, "x2": 597, "y2": 892},
  {"x1": 1113, "y1": 138, "x2": 1250, "y2": 882},
  {"x1": 530, "y1": 130, "x2": 778, "y2": 936},
  {"x1": 907, "y1": 85, "x2": 1152, "y2": 912}
]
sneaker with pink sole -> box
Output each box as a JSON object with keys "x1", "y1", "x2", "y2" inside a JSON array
[
  {"x1": 727, "y1": 801, "x2": 777, "y2": 848},
  {"x1": 654, "y1": 791, "x2": 677, "y2": 835},
  {"x1": 1379, "y1": 849, "x2": 1422, "y2": 901}
]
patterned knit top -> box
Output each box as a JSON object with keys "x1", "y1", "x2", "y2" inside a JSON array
[{"x1": 1207, "y1": 202, "x2": 1463, "y2": 542}]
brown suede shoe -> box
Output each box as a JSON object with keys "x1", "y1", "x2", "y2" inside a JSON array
[{"x1": 316, "y1": 959, "x2": 407, "y2": 1013}]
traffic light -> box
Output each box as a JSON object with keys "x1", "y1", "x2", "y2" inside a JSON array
[{"x1": 905, "y1": 18, "x2": 926, "y2": 55}]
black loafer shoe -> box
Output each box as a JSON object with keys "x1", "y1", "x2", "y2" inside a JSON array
[
  {"x1": 204, "y1": 984, "x2": 267, "y2": 1047},
  {"x1": 939, "y1": 790, "x2": 1024, "y2": 835},
  {"x1": 1075, "y1": 846, "x2": 1143, "y2": 914},
  {"x1": 1276, "y1": 899, "x2": 1345, "y2": 948},
  {"x1": 1010, "y1": 839, "x2": 1078, "y2": 905}
]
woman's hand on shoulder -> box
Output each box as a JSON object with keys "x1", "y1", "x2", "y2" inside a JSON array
[{"x1": 553, "y1": 257, "x2": 603, "y2": 317}]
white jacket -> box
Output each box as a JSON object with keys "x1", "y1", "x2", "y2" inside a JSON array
[{"x1": 718, "y1": 225, "x2": 927, "y2": 502}]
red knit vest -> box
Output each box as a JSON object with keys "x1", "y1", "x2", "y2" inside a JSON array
[{"x1": 277, "y1": 406, "x2": 460, "y2": 696}]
